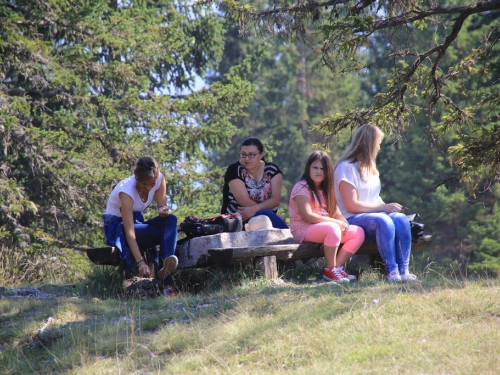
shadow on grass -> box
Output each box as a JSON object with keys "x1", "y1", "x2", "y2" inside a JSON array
[
  {"x1": 79, "y1": 256, "x2": 480, "y2": 300},
  {"x1": 2, "y1": 259, "x2": 496, "y2": 374}
]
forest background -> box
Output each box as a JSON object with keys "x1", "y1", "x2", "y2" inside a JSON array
[{"x1": 1, "y1": 0, "x2": 500, "y2": 284}]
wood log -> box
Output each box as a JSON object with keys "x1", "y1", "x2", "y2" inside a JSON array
[
  {"x1": 82, "y1": 234, "x2": 433, "y2": 268},
  {"x1": 207, "y1": 235, "x2": 433, "y2": 267}
]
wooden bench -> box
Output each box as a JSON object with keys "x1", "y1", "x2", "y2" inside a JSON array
[
  {"x1": 82, "y1": 231, "x2": 432, "y2": 280},
  {"x1": 207, "y1": 235, "x2": 432, "y2": 279}
]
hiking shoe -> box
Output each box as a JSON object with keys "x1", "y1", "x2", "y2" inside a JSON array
[
  {"x1": 338, "y1": 266, "x2": 356, "y2": 281},
  {"x1": 157, "y1": 255, "x2": 178, "y2": 280},
  {"x1": 387, "y1": 270, "x2": 402, "y2": 283},
  {"x1": 401, "y1": 272, "x2": 420, "y2": 282},
  {"x1": 323, "y1": 267, "x2": 349, "y2": 283}
]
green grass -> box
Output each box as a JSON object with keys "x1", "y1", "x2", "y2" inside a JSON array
[{"x1": 1, "y1": 265, "x2": 500, "y2": 374}]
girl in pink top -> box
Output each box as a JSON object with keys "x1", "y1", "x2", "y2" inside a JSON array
[{"x1": 289, "y1": 151, "x2": 365, "y2": 282}]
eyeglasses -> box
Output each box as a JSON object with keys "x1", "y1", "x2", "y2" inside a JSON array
[{"x1": 239, "y1": 152, "x2": 261, "y2": 159}]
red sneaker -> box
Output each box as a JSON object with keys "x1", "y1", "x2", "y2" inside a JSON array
[
  {"x1": 162, "y1": 285, "x2": 179, "y2": 297},
  {"x1": 338, "y1": 267, "x2": 356, "y2": 281},
  {"x1": 323, "y1": 267, "x2": 349, "y2": 283}
]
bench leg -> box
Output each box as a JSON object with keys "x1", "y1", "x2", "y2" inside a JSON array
[{"x1": 254, "y1": 255, "x2": 278, "y2": 280}]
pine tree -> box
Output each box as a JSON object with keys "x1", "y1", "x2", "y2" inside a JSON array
[
  {"x1": 221, "y1": 0, "x2": 500, "y2": 189},
  {"x1": 0, "y1": 0, "x2": 257, "y2": 251},
  {"x1": 208, "y1": 17, "x2": 365, "y2": 212}
]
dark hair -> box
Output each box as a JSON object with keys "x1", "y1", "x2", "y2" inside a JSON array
[
  {"x1": 299, "y1": 150, "x2": 336, "y2": 216},
  {"x1": 241, "y1": 137, "x2": 265, "y2": 161},
  {"x1": 134, "y1": 156, "x2": 159, "y2": 182}
]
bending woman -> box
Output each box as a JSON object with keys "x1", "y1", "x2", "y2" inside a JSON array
[
  {"x1": 334, "y1": 124, "x2": 417, "y2": 282},
  {"x1": 221, "y1": 137, "x2": 288, "y2": 229},
  {"x1": 289, "y1": 151, "x2": 365, "y2": 282},
  {"x1": 102, "y1": 156, "x2": 179, "y2": 296}
]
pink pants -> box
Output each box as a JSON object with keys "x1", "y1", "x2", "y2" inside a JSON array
[{"x1": 303, "y1": 222, "x2": 365, "y2": 254}]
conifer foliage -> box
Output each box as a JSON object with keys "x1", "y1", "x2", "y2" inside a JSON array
[
  {"x1": 221, "y1": 0, "x2": 500, "y2": 189},
  {"x1": 0, "y1": 0, "x2": 255, "y2": 251}
]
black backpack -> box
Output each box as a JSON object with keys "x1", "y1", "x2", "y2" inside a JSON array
[
  {"x1": 179, "y1": 213, "x2": 243, "y2": 240},
  {"x1": 407, "y1": 213, "x2": 425, "y2": 243}
]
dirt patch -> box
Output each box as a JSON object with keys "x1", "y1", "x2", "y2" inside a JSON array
[{"x1": 122, "y1": 277, "x2": 164, "y2": 298}]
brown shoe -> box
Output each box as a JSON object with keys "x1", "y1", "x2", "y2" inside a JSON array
[{"x1": 157, "y1": 255, "x2": 178, "y2": 280}]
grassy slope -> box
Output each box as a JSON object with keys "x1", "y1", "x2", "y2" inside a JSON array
[{"x1": 1, "y1": 272, "x2": 500, "y2": 374}]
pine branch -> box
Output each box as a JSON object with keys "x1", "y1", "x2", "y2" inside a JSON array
[
  {"x1": 373, "y1": 2, "x2": 500, "y2": 32},
  {"x1": 1, "y1": 1, "x2": 95, "y2": 37},
  {"x1": 237, "y1": 0, "x2": 350, "y2": 17},
  {"x1": 232, "y1": 0, "x2": 500, "y2": 26}
]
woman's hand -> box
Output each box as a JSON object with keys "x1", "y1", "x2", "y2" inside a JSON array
[
  {"x1": 158, "y1": 205, "x2": 169, "y2": 217},
  {"x1": 383, "y1": 203, "x2": 403, "y2": 213},
  {"x1": 239, "y1": 205, "x2": 258, "y2": 221},
  {"x1": 137, "y1": 260, "x2": 151, "y2": 277}
]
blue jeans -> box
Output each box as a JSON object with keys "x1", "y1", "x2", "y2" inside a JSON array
[
  {"x1": 347, "y1": 212, "x2": 411, "y2": 274},
  {"x1": 253, "y1": 209, "x2": 288, "y2": 229},
  {"x1": 134, "y1": 215, "x2": 178, "y2": 285}
]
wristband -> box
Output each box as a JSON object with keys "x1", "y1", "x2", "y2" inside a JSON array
[
  {"x1": 137, "y1": 258, "x2": 146, "y2": 266},
  {"x1": 158, "y1": 205, "x2": 167, "y2": 211}
]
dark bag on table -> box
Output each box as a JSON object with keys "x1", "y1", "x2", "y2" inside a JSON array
[
  {"x1": 179, "y1": 213, "x2": 243, "y2": 240},
  {"x1": 407, "y1": 213, "x2": 425, "y2": 243}
]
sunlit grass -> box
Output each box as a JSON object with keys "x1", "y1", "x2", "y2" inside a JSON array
[{"x1": 2, "y1": 268, "x2": 500, "y2": 374}]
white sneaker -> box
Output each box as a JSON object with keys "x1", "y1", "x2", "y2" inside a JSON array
[
  {"x1": 387, "y1": 270, "x2": 402, "y2": 283},
  {"x1": 401, "y1": 272, "x2": 421, "y2": 282},
  {"x1": 337, "y1": 266, "x2": 356, "y2": 281},
  {"x1": 157, "y1": 255, "x2": 178, "y2": 280}
]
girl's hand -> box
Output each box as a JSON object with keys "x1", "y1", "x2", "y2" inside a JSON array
[
  {"x1": 334, "y1": 219, "x2": 349, "y2": 235},
  {"x1": 158, "y1": 205, "x2": 169, "y2": 217},
  {"x1": 138, "y1": 261, "x2": 151, "y2": 277}
]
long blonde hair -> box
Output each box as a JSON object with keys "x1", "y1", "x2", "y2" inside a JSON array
[{"x1": 335, "y1": 124, "x2": 384, "y2": 181}]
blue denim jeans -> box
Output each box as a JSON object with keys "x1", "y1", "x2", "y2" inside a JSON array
[
  {"x1": 133, "y1": 215, "x2": 178, "y2": 285},
  {"x1": 347, "y1": 212, "x2": 411, "y2": 274},
  {"x1": 253, "y1": 208, "x2": 288, "y2": 229}
]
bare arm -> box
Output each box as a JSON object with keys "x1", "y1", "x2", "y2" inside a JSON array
[
  {"x1": 228, "y1": 174, "x2": 283, "y2": 220},
  {"x1": 120, "y1": 192, "x2": 151, "y2": 277},
  {"x1": 332, "y1": 205, "x2": 348, "y2": 223},
  {"x1": 154, "y1": 175, "x2": 169, "y2": 217},
  {"x1": 294, "y1": 195, "x2": 348, "y2": 230},
  {"x1": 267, "y1": 173, "x2": 284, "y2": 209},
  {"x1": 228, "y1": 178, "x2": 257, "y2": 207},
  {"x1": 339, "y1": 181, "x2": 402, "y2": 213}
]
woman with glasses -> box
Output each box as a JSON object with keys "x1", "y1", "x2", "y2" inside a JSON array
[
  {"x1": 221, "y1": 137, "x2": 288, "y2": 229},
  {"x1": 334, "y1": 124, "x2": 418, "y2": 283},
  {"x1": 102, "y1": 156, "x2": 179, "y2": 296},
  {"x1": 289, "y1": 150, "x2": 365, "y2": 282}
]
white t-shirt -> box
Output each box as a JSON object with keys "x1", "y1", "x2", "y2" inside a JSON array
[
  {"x1": 105, "y1": 173, "x2": 163, "y2": 216},
  {"x1": 334, "y1": 161, "x2": 383, "y2": 219}
]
